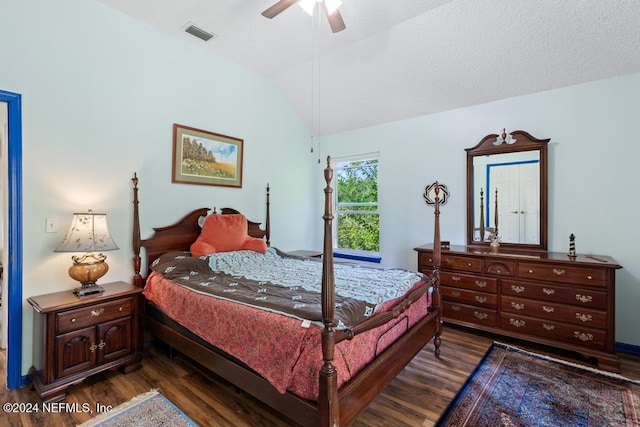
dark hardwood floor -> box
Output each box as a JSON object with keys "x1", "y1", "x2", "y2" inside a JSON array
[{"x1": 2, "y1": 326, "x2": 639, "y2": 426}]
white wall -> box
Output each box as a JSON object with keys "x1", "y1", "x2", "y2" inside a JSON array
[
  {"x1": 0, "y1": 0, "x2": 319, "y2": 375},
  {"x1": 319, "y1": 72, "x2": 640, "y2": 347}
]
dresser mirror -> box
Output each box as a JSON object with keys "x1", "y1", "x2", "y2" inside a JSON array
[{"x1": 466, "y1": 129, "x2": 549, "y2": 251}]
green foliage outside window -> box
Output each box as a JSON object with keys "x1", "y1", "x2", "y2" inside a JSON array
[{"x1": 335, "y1": 158, "x2": 379, "y2": 252}]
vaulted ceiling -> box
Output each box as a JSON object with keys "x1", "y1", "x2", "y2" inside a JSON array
[{"x1": 98, "y1": 0, "x2": 640, "y2": 135}]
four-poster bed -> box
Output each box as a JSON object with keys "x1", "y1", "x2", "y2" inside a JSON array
[{"x1": 131, "y1": 157, "x2": 443, "y2": 426}]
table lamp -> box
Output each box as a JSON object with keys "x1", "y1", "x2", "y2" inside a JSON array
[{"x1": 54, "y1": 210, "x2": 119, "y2": 296}]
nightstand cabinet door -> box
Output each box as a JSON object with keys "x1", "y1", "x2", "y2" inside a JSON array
[
  {"x1": 56, "y1": 326, "x2": 97, "y2": 378},
  {"x1": 28, "y1": 282, "x2": 143, "y2": 403},
  {"x1": 99, "y1": 317, "x2": 133, "y2": 364}
]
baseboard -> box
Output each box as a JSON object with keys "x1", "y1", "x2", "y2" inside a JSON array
[{"x1": 616, "y1": 341, "x2": 640, "y2": 356}]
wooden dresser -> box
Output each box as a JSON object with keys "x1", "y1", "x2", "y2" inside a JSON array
[
  {"x1": 28, "y1": 281, "x2": 143, "y2": 402},
  {"x1": 415, "y1": 244, "x2": 622, "y2": 371}
]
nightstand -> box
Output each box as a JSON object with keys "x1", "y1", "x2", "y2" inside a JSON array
[{"x1": 28, "y1": 281, "x2": 143, "y2": 402}]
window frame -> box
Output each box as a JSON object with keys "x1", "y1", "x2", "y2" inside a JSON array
[{"x1": 331, "y1": 152, "x2": 381, "y2": 262}]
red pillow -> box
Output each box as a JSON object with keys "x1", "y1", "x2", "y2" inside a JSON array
[{"x1": 190, "y1": 214, "x2": 267, "y2": 256}]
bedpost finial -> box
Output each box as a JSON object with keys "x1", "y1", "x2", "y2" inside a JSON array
[
  {"x1": 132, "y1": 172, "x2": 138, "y2": 188},
  {"x1": 324, "y1": 156, "x2": 333, "y2": 184}
]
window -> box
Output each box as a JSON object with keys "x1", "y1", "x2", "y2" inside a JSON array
[{"x1": 334, "y1": 155, "x2": 379, "y2": 255}]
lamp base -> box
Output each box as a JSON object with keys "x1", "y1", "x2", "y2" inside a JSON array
[{"x1": 74, "y1": 285, "x2": 105, "y2": 297}]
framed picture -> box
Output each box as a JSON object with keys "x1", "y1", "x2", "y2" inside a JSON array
[{"x1": 172, "y1": 123, "x2": 243, "y2": 188}]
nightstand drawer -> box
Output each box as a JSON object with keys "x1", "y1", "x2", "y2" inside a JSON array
[{"x1": 57, "y1": 297, "x2": 134, "y2": 334}]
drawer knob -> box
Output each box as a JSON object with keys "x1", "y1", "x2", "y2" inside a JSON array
[
  {"x1": 91, "y1": 308, "x2": 104, "y2": 317},
  {"x1": 576, "y1": 313, "x2": 593, "y2": 323},
  {"x1": 119, "y1": 306, "x2": 124, "y2": 312},
  {"x1": 70, "y1": 318, "x2": 77, "y2": 323},
  {"x1": 473, "y1": 311, "x2": 488, "y2": 320},
  {"x1": 510, "y1": 318, "x2": 525, "y2": 328},
  {"x1": 574, "y1": 331, "x2": 594, "y2": 342},
  {"x1": 467, "y1": 262, "x2": 472, "y2": 267},
  {"x1": 511, "y1": 302, "x2": 525, "y2": 310},
  {"x1": 528, "y1": 269, "x2": 534, "y2": 274},
  {"x1": 576, "y1": 294, "x2": 593, "y2": 304},
  {"x1": 586, "y1": 275, "x2": 593, "y2": 280}
]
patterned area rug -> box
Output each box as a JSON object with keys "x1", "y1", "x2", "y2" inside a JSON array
[
  {"x1": 77, "y1": 390, "x2": 197, "y2": 427},
  {"x1": 436, "y1": 342, "x2": 640, "y2": 426}
]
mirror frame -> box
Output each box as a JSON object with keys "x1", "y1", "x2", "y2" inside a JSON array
[{"x1": 466, "y1": 129, "x2": 550, "y2": 251}]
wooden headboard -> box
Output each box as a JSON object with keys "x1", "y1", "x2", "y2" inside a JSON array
[{"x1": 131, "y1": 173, "x2": 270, "y2": 287}]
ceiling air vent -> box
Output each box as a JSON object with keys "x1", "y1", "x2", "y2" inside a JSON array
[{"x1": 184, "y1": 24, "x2": 216, "y2": 42}]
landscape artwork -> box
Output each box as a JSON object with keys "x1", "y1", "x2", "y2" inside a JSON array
[{"x1": 172, "y1": 123, "x2": 243, "y2": 188}]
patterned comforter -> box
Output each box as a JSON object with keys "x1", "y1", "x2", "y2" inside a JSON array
[
  {"x1": 150, "y1": 247, "x2": 426, "y2": 328},
  {"x1": 144, "y1": 247, "x2": 431, "y2": 398}
]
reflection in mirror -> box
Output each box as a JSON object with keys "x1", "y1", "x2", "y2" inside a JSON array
[
  {"x1": 466, "y1": 130, "x2": 549, "y2": 251},
  {"x1": 472, "y1": 150, "x2": 540, "y2": 244}
]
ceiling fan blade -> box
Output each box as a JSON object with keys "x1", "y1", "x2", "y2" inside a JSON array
[
  {"x1": 322, "y1": 2, "x2": 346, "y2": 33},
  {"x1": 262, "y1": 0, "x2": 298, "y2": 19}
]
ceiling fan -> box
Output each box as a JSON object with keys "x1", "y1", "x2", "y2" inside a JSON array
[{"x1": 262, "y1": 0, "x2": 347, "y2": 33}]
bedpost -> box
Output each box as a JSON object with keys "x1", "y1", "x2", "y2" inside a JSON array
[
  {"x1": 265, "y1": 183, "x2": 271, "y2": 246},
  {"x1": 132, "y1": 173, "x2": 143, "y2": 288},
  {"x1": 319, "y1": 156, "x2": 339, "y2": 427},
  {"x1": 432, "y1": 182, "x2": 442, "y2": 358}
]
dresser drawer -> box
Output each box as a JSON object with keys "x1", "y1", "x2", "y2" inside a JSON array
[
  {"x1": 501, "y1": 296, "x2": 606, "y2": 329},
  {"x1": 517, "y1": 263, "x2": 607, "y2": 287},
  {"x1": 57, "y1": 297, "x2": 134, "y2": 334},
  {"x1": 500, "y1": 313, "x2": 606, "y2": 350},
  {"x1": 442, "y1": 286, "x2": 497, "y2": 309},
  {"x1": 501, "y1": 279, "x2": 607, "y2": 309},
  {"x1": 440, "y1": 272, "x2": 497, "y2": 293},
  {"x1": 484, "y1": 259, "x2": 515, "y2": 276},
  {"x1": 442, "y1": 255, "x2": 482, "y2": 273},
  {"x1": 444, "y1": 302, "x2": 497, "y2": 326}
]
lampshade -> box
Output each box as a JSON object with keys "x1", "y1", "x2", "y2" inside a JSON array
[{"x1": 55, "y1": 210, "x2": 119, "y2": 296}]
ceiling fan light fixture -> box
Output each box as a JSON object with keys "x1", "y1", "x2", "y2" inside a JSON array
[
  {"x1": 299, "y1": 0, "x2": 317, "y2": 16},
  {"x1": 325, "y1": 0, "x2": 342, "y2": 15}
]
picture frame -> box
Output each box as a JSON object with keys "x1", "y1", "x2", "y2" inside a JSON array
[{"x1": 172, "y1": 123, "x2": 244, "y2": 188}]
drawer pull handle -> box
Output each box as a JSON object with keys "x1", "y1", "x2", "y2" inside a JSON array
[
  {"x1": 586, "y1": 275, "x2": 593, "y2": 280},
  {"x1": 542, "y1": 306, "x2": 554, "y2": 313},
  {"x1": 543, "y1": 324, "x2": 555, "y2": 331},
  {"x1": 475, "y1": 296, "x2": 487, "y2": 304},
  {"x1": 473, "y1": 311, "x2": 488, "y2": 320},
  {"x1": 98, "y1": 340, "x2": 106, "y2": 349},
  {"x1": 574, "y1": 331, "x2": 593, "y2": 342},
  {"x1": 553, "y1": 268, "x2": 565, "y2": 276},
  {"x1": 511, "y1": 285, "x2": 525, "y2": 293},
  {"x1": 451, "y1": 275, "x2": 461, "y2": 281},
  {"x1": 451, "y1": 291, "x2": 461, "y2": 297},
  {"x1": 576, "y1": 294, "x2": 593, "y2": 304},
  {"x1": 90, "y1": 343, "x2": 97, "y2": 353},
  {"x1": 510, "y1": 319, "x2": 525, "y2": 328},
  {"x1": 542, "y1": 288, "x2": 555, "y2": 295},
  {"x1": 576, "y1": 313, "x2": 593, "y2": 323},
  {"x1": 511, "y1": 302, "x2": 525, "y2": 310},
  {"x1": 444, "y1": 258, "x2": 454, "y2": 264},
  {"x1": 91, "y1": 308, "x2": 104, "y2": 317},
  {"x1": 475, "y1": 281, "x2": 487, "y2": 288},
  {"x1": 70, "y1": 318, "x2": 77, "y2": 323},
  {"x1": 450, "y1": 305, "x2": 461, "y2": 312}
]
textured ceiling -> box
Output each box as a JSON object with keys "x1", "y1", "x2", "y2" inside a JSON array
[{"x1": 98, "y1": 0, "x2": 640, "y2": 135}]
